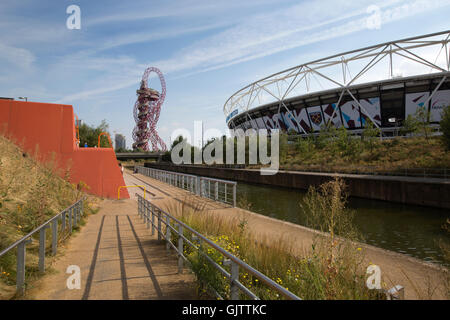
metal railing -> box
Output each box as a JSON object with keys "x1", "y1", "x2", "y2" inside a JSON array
[
  {"x1": 136, "y1": 194, "x2": 300, "y2": 300},
  {"x1": 198, "y1": 176, "x2": 237, "y2": 207},
  {"x1": 135, "y1": 166, "x2": 237, "y2": 207},
  {"x1": 286, "y1": 166, "x2": 450, "y2": 179},
  {"x1": 136, "y1": 166, "x2": 198, "y2": 193},
  {"x1": 0, "y1": 198, "x2": 85, "y2": 296}
]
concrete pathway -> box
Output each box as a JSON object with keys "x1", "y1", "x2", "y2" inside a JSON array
[
  {"x1": 28, "y1": 168, "x2": 448, "y2": 300},
  {"x1": 28, "y1": 198, "x2": 197, "y2": 300}
]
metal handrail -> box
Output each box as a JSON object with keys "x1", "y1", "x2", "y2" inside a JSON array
[
  {"x1": 0, "y1": 197, "x2": 85, "y2": 296},
  {"x1": 135, "y1": 166, "x2": 237, "y2": 206},
  {"x1": 136, "y1": 193, "x2": 301, "y2": 300},
  {"x1": 282, "y1": 166, "x2": 450, "y2": 179}
]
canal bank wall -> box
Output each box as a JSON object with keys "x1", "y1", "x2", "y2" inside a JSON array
[{"x1": 143, "y1": 163, "x2": 450, "y2": 209}]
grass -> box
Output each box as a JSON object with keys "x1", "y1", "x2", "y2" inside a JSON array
[
  {"x1": 246, "y1": 133, "x2": 450, "y2": 174},
  {"x1": 0, "y1": 133, "x2": 99, "y2": 299},
  {"x1": 159, "y1": 178, "x2": 385, "y2": 300}
]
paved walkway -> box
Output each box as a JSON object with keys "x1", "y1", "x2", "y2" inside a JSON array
[
  {"x1": 28, "y1": 169, "x2": 448, "y2": 300},
  {"x1": 28, "y1": 198, "x2": 197, "y2": 300}
]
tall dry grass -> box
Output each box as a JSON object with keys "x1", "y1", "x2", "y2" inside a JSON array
[
  {"x1": 159, "y1": 178, "x2": 383, "y2": 300},
  {"x1": 0, "y1": 134, "x2": 98, "y2": 298}
]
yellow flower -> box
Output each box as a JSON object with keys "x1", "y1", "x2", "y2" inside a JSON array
[{"x1": 357, "y1": 247, "x2": 362, "y2": 251}]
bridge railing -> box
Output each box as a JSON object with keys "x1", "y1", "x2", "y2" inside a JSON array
[
  {"x1": 136, "y1": 193, "x2": 301, "y2": 300},
  {"x1": 135, "y1": 166, "x2": 237, "y2": 207},
  {"x1": 0, "y1": 198, "x2": 85, "y2": 296}
]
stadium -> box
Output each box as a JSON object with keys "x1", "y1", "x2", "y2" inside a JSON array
[{"x1": 224, "y1": 30, "x2": 450, "y2": 137}]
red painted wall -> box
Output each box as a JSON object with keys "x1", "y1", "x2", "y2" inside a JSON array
[{"x1": 0, "y1": 99, "x2": 129, "y2": 199}]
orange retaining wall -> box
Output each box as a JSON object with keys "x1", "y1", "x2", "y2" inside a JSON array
[{"x1": 0, "y1": 100, "x2": 129, "y2": 199}]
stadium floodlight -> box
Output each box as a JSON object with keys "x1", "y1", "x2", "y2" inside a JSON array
[{"x1": 388, "y1": 118, "x2": 397, "y2": 123}]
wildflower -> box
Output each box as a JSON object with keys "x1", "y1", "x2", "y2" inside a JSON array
[{"x1": 357, "y1": 247, "x2": 362, "y2": 251}]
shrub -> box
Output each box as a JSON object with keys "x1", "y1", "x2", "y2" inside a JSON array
[
  {"x1": 78, "y1": 119, "x2": 111, "y2": 148},
  {"x1": 440, "y1": 105, "x2": 450, "y2": 150},
  {"x1": 400, "y1": 114, "x2": 419, "y2": 136},
  {"x1": 162, "y1": 179, "x2": 382, "y2": 300},
  {"x1": 295, "y1": 136, "x2": 315, "y2": 155}
]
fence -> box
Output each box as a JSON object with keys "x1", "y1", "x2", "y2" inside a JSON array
[
  {"x1": 0, "y1": 198, "x2": 85, "y2": 296},
  {"x1": 135, "y1": 166, "x2": 237, "y2": 207},
  {"x1": 293, "y1": 166, "x2": 450, "y2": 179},
  {"x1": 136, "y1": 193, "x2": 300, "y2": 300}
]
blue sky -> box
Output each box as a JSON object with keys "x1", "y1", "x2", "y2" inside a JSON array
[{"x1": 1, "y1": 0, "x2": 450, "y2": 148}]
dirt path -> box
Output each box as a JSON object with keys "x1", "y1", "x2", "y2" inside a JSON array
[
  {"x1": 27, "y1": 198, "x2": 197, "y2": 300},
  {"x1": 127, "y1": 169, "x2": 449, "y2": 300}
]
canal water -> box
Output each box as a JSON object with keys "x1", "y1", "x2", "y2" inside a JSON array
[{"x1": 236, "y1": 182, "x2": 449, "y2": 266}]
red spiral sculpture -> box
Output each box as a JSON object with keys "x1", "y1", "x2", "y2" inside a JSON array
[{"x1": 132, "y1": 67, "x2": 167, "y2": 152}]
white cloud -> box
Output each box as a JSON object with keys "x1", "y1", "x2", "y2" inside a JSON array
[
  {"x1": 8, "y1": 0, "x2": 449, "y2": 127},
  {"x1": 163, "y1": 0, "x2": 450, "y2": 78},
  {"x1": 86, "y1": 0, "x2": 286, "y2": 26},
  {"x1": 0, "y1": 43, "x2": 35, "y2": 68}
]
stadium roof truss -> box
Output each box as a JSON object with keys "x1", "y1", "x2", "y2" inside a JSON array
[{"x1": 224, "y1": 30, "x2": 450, "y2": 133}]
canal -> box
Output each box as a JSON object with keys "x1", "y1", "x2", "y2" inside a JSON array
[{"x1": 236, "y1": 181, "x2": 450, "y2": 266}]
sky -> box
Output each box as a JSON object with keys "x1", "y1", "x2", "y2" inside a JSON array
[{"x1": 1, "y1": 0, "x2": 450, "y2": 149}]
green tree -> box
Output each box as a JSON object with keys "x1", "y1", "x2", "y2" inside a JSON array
[
  {"x1": 316, "y1": 124, "x2": 338, "y2": 151},
  {"x1": 361, "y1": 121, "x2": 380, "y2": 155},
  {"x1": 115, "y1": 147, "x2": 128, "y2": 153},
  {"x1": 440, "y1": 105, "x2": 450, "y2": 150},
  {"x1": 400, "y1": 114, "x2": 419, "y2": 136},
  {"x1": 296, "y1": 135, "x2": 315, "y2": 156},
  {"x1": 78, "y1": 119, "x2": 112, "y2": 148},
  {"x1": 279, "y1": 133, "x2": 289, "y2": 164},
  {"x1": 414, "y1": 107, "x2": 432, "y2": 141}
]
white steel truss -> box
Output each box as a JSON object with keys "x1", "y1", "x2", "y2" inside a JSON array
[{"x1": 223, "y1": 30, "x2": 450, "y2": 129}]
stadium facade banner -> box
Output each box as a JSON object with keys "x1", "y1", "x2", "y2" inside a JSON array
[
  {"x1": 340, "y1": 101, "x2": 361, "y2": 129},
  {"x1": 359, "y1": 97, "x2": 381, "y2": 127},
  {"x1": 405, "y1": 92, "x2": 429, "y2": 119},
  {"x1": 228, "y1": 87, "x2": 448, "y2": 133},
  {"x1": 307, "y1": 105, "x2": 325, "y2": 132},
  {"x1": 430, "y1": 89, "x2": 450, "y2": 122}
]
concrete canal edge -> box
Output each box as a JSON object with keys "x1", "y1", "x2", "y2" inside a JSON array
[{"x1": 143, "y1": 163, "x2": 450, "y2": 209}]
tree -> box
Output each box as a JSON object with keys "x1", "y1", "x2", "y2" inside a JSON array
[
  {"x1": 115, "y1": 147, "x2": 128, "y2": 153},
  {"x1": 440, "y1": 105, "x2": 450, "y2": 150},
  {"x1": 399, "y1": 114, "x2": 419, "y2": 136},
  {"x1": 170, "y1": 135, "x2": 185, "y2": 151},
  {"x1": 279, "y1": 133, "x2": 289, "y2": 164},
  {"x1": 78, "y1": 119, "x2": 112, "y2": 148},
  {"x1": 296, "y1": 135, "x2": 315, "y2": 156},
  {"x1": 361, "y1": 121, "x2": 380, "y2": 155},
  {"x1": 414, "y1": 107, "x2": 432, "y2": 141}
]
